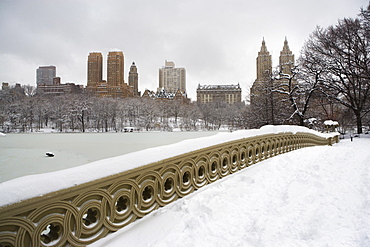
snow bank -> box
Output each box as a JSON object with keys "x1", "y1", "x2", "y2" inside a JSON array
[
  {"x1": 90, "y1": 138, "x2": 370, "y2": 247},
  {"x1": 0, "y1": 126, "x2": 337, "y2": 208},
  {"x1": 0, "y1": 132, "x2": 6, "y2": 137}
]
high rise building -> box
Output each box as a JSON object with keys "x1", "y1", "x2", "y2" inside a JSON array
[
  {"x1": 158, "y1": 60, "x2": 186, "y2": 94},
  {"x1": 107, "y1": 51, "x2": 130, "y2": 97},
  {"x1": 128, "y1": 62, "x2": 140, "y2": 96},
  {"x1": 279, "y1": 37, "x2": 295, "y2": 75},
  {"x1": 255, "y1": 38, "x2": 272, "y2": 83},
  {"x1": 36, "y1": 66, "x2": 56, "y2": 86},
  {"x1": 107, "y1": 51, "x2": 124, "y2": 87},
  {"x1": 250, "y1": 39, "x2": 272, "y2": 112},
  {"x1": 87, "y1": 52, "x2": 103, "y2": 92}
]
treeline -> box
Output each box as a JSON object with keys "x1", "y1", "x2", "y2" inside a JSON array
[{"x1": 0, "y1": 91, "x2": 249, "y2": 133}]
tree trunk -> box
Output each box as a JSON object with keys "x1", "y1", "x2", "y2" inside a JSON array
[{"x1": 355, "y1": 111, "x2": 363, "y2": 134}]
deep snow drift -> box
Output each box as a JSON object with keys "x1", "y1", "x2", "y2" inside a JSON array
[{"x1": 90, "y1": 137, "x2": 370, "y2": 247}]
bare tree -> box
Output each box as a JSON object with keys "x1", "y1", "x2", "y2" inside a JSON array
[
  {"x1": 300, "y1": 7, "x2": 370, "y2": 133},
  {"x1": 140, "y1": 98, "x2": 159, "y2": 131},
  {"x1": 249, "y1": 71, "x2": 277, "y2": 128},
  {"x1": 22, "y1": 84, "x2": 37, "y2": 97},
  {"x1": 272, "y1": 61, "x2": 324, "y2": 126}
]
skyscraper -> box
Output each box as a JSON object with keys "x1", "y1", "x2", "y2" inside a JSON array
[
  {"x1": 250, "y1": 38, "x2": 272, "y2": 110},
  {"x1": 255, "y1": 38, "x2": 272, "y2": 82},
  {"x1": 36, "y1": 65, "x2": 56, "y2": 86},
  {"x1": 279, "y1": 37, "x2": 295, "y2": 75},
  {"x1": 158, "y1": 60, "x2": 186, "y2": 94},
  {"x1": 107, "y1": 51, "x2": 134, "y2": 97},
  {"x1": 87, "y1": 52, "x2": 103, "y2": 92},
  {"x1": 107, "y1": 51, "x2": 124, "y2": 88},
  {"x1": 128, "y1": 62, "x2": 140, "y2": 96}
]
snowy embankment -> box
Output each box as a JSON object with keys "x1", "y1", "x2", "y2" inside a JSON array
[
  {"x1": 90, "y1": 137, "x2": 370, "y2": 247},
  {"x1": 0, "y1": 126, "x2": 335, "y2": 208}
]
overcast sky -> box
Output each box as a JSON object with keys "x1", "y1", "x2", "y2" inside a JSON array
[{"x1": 0, "y1": 0, "x2": 368, "y2": 100}]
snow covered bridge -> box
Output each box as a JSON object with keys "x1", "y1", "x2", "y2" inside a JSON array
[{"x1": 0, "y1": 126, "x2": 338, "y2": 247}]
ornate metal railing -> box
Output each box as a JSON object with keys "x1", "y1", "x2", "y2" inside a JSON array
[{"x1": 0, "y1": 130, "x2": 338, "y2": 246}]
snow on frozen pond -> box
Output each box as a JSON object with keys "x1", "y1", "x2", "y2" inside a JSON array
[{"x1": 0, "y1": 131, "x2": 218, "y2": 182}]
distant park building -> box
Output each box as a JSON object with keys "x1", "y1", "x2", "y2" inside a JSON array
[
  {"x1": 197, "y1": 84, "x2": 242, "y2": 104},
  {"x1": 158, "y1": 60, "x2": 186, "y2": 94},
  {"x1": 36, "y1": 65, "x2": 56, "y2": 86},
  {"x1": 1, "y1": 82, "x2": 24, "y2": 95},
  {"x1": 37, "y1": 82, "x2": 83, "y2": 95},
  {"x1": 86, "y1": 51, "x2": 133, "y2": 97},
  {"x1": 36, "y1": 75, "x2": 83, "y2": 95},
  {"x1": 128, "y1": 62, "x2": 140, "y2": 96},
  {"x1": 142, "y1": 88, "x2": 190, "y2": 104},
  {"x1": 35, "y1": 65, "x2": 82, "y2": 95},
  {"x1": 2, "y1": 82, "x2": 10, "y2": 90}
]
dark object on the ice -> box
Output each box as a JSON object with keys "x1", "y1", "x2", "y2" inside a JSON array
[{"x1": 46, "y1": 152, "x2": 55, "y2": 157}]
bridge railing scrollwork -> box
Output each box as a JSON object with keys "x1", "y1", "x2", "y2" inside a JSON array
[{"x1": 0, "y1": 129, "x2": 339, "y2": 246}]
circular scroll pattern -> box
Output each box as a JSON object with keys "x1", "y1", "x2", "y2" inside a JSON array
[
  {"x1": 239, "y1": 146, "x2": 248, "y2": 169},
  {"x1": 229, "y1": 149, "x2": 239, "y2": 173},
  {"x1": 194, "y1": 159, "x2": 208, "y2": 188},
  {"x1": 207, "y1": 154, "x2": 220, "y2": 182}
]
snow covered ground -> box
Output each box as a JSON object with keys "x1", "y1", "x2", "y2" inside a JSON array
[{"x1": 90, "y1": 136, "x2": 370, "y2": 247}]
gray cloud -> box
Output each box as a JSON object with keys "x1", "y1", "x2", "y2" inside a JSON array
[{"x1": 0, "y1": 0, "x2": 367, "y2": 100}]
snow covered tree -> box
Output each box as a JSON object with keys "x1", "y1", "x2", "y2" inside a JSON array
[
  {"x1": 249, "y1": 75, "x2": 277, "y2": 128},
  {"x1": 272, "y1": 60, "x2": 326, "y2": 127},
  {"x1": 140, "y1": 98, "x2": 160, "y2": 131},
  {"x1": 75, "y1": 95, "x2": 93, "y2": 132},
  {"x1": 301, "y1": 5, "x2": 370, "y2": 133},
  {"x1": 270, "y1": 65, "x2": 299, "y2": 125},
  {"x1": 22, "y1": 84, "x2": 37, "y2": 97}
]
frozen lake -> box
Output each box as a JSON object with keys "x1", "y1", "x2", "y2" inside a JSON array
[{"x1": 0, "y1": 131, "x2": 218, "y2": 183}]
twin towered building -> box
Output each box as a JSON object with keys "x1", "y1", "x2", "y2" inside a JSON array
[
  {"x1": 251, "y1": 37, "x2": 295, "y2": 98},
  {"x1": 250, "y1": 38, "x2": 296, "y2": 126}
]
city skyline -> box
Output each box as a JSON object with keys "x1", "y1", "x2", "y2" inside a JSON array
[{"x1": 0, "y1": 0, "x2": 367, "y2": 100}]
